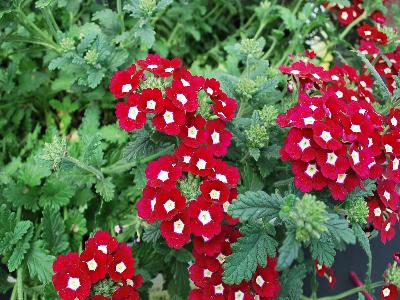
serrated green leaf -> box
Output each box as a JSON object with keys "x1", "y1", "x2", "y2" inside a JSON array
[
  {"x1": 223, "y1": 224, "x2": 277, "y2": 284},
  {"x1": 345, "y1": 179, "x2": 376, "y2": 202},
  {"x1": 277, "y1": 230, "x2": 300, "y2": 270},
  {"x1": 4, "y1": 183, "x2": 40, "y2": 212},
  {"x1": 353, "y1": 224, "x2": 372, "y2": 283},
  {"x1": 278, "y1": 264, "x2": 307, "y2": 300},
  {"x1": 229, "y1": 191, "x2": 283, "y2": 222},
  {"x1": 0, "y1": 220, "x2": 32, "y2": 254},
  {"x1": 19, "y1": 159, "x2": 52, "y2": 187},
  {"x1": 42, "y1": 206, "x2": 69, "y2": 254},
  {"x1": 26, "y1": 240, "x2": 55, "y2": 284},
  {"x1": 136, "y1": 24, "x2": 155, "y2": 48},
  {"x1": 65, "y1": 209, "x2": 87, "y2": 251},
  {"x1": 142, "y1": 221, "x2": 161, "y2": 243},
  {"x1": 326, "y1": 213, "x2": 356, "y2": 245},
  {"x1": 82, "y1": 133, "x2": 104, "y2": 167},
  {"x1": 79, "y1": 105, "x2": 100, "y2": 138},
  {"x1": 8, "y1": 227, "x2": 33, "y2": 272},
  {"x1": 277, "y1": 6, "x2": 297, "y2": 31},
  {"x1": 39, "y1": 176, "x2": 75, "y2": 208},
  {"x1": 100, "y1": 124, "x2": 128, "y2": 144},
  {"x1": 310, "y1": 234, "x2": 336, "y2": 267},
  {"x1": 95, "y1": 177, "x2": 115, "y2": 202}
]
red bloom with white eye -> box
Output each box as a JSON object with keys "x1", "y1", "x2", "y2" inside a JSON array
[
  {"x1": 189, "y1": 197, "x2": 224, "y2": 238},
  {"x1": 110, "y1": 64, "x2": 142, "y2": 99},
  {"x1": 179, "y1": 114, "x2": 208, "y2": 148},
  {"x1": 160, "y1": 211, "x2": 191, "y2": 249},
  {"x1": 210, "y1": 159, "x2": 240, "y2": 187},
  {"x1": 203, "y1": 78, "x2": 222, "y2": 98},
  {"x1": 85, "y1": 231, "x2": 118, "y2": 255},
  {"x1": 158, "y1": 57, "x2": 182, "y2": 77},
  {"x1": 338, "y1": 7, "x2": 356, "y2": 24},
  {"x1": 166, "y1": 85, "x2": 198, "y2": 112},
  {"x1": 388, "y1": 108, "x2": 400, "y2": 130},
  {"x1": 381, "y1": 284, "x2": 399, "y2": 300},
  {"x1": 388, "y1": 156, "x2": 400, "y2": 182},
  {"x1": 173, "y1": 67, "x2": 205, "y2": 91},
  {"x1": 137, "y1": 54, "x2": 163, "y2": 74},
  {"x1": 312, "y1": 120, "x2": 343, "y2": 151},
  {"x1": 292, "y1": 161, "x2": 327, "y2": 192},
  {"x1": 152, "y1": 102, "x2": 186, "y2": 135},
  {"x1": 138, "y1": 88, "x2": 164, "y2": 114},
  {"x1": 382, "y1": 131, "x2": 400, "y2": 156},
  {"x1": 52, "y1": 253, "x2": 92, "y2": 300},
  {"x1": 348, "y1": 144, "x2": 374, "y2": 178},
  {"x1": 357, "y1": 24, "x2": 376, "y2": 40},
  {"x1": 283, "y1": 128, "x2": 317, "y2": 162},
  {"x1": 368, "y1": 198, "x2": 385, "y2": 230},
  {"x1": 226, "y1": 282, "x2": 254, "y2": 300},
  {"x1": 314, "y1": 260, "x2": 328, "y2": 277},
  {"x1": 251, "y1": 257, "x2": 281, "y2": 299},
  {"x1": 190, "y1": 147, "x2": 216, "y2": 177},
  {"x1": 315, "y1": 148, "x2": 349, "y2": 180},
  {"x1": 145, "y1": 155, "x2": 182, "y2": 188},
  {"x1": 358, "y1": 40, "x2": 380, "y2": 57},
  {"x1": 136, "y1": 186, "x2": 159, "y2": 223},
  {"x1": 205, "y1": 120, "x2": 232, "y2": 157},
  {"x1": 328, "y1": 171, "x2": 361, "y2": 201},
  {"x1": 223, "y1": 189, "x2": 240, "y2": 225},
  {"x1": 108, "y1": 243, "x2": 135, "y2": 281},
  {"x1": 174, "y1": 143, "x2": 195, "y2": 171},
  {"x1": 327, "y1": 268, "x2": 336, "y2": 288},
  {"x1": 189, "y1": 254, "x2": 221, "y2": 287},
  {"x1": 377, "y1": 180, "x2": 399, "y2": 210},
  {"x1": 381, "y1": 214, "x2": 397, "y2": 244},
  {"x1": 115, "y1": 94, "x2": 147, "y2": 132},
  {"x1": 112, "y1": 285, "x2": 140, "y2": 300},
  {"x1": 189, "y1": 289, "x2": 204, "y2": 300},
  {"x1": 340, "y1": 113, "x2": 373, "y2": 144},
  {"x1": 211, "y1": 93, "x2": 238, "y2": 122},
  {"x1": 203, "y1": 281, "x2": 228, "y2": 299},
  {"x1": 154, "y1": 187, "x2": 186, "y2": 221},
  {"x1": 200, "y1": 180, "x2": 230, "y2": 203},
  {"x1": 193, "y1": 233, "x2": 225, "y2": 257},
  {"x1": 79, "y1": 247, "x2": 108, "y2": 283}
]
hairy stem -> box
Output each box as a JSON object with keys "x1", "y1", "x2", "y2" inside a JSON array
[
  {"x1": 17, "y1": 268, "x2": 23, "y2": 300},
  {"x1": 64, "y1": 156, "x2": 104, "y2": 180}
]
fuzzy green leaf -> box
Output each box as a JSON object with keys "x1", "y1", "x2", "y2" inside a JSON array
[
  {"x1": 277, "y1": 230, "x2": 300, "y2": 270},
  {"x1": 310, "y1": 234, "x2": 336, "y2": 267},
  {"x1": 0, "y1": 221, "x2": 32, "y2": 254},
  {"x1": 95, "y1": 177, "x2": 115, "y2": 202},
  {"x1": 8, "y1": 227, "x2": 33, "y2": 272},
  {"x1": 41, "y1": 206, "x2": 69, "y2": 254},
  {"x1": 39, "y1": 176, "x2": 75, "y2": 208},
  {"x1": 65, "y1": 209, "x2": 87, "y2": 252},
  {"x1": 223, "y1": 224, "x2": 277, "y2": 284},
  {"x1": 278, "y1": 264, "x2": 307, "y2": 300},
  {"x1": 345, "y1": 179, "x2": 376, "y2": 202},
  {"x1": 4, "y1": 184, "x2": 40, "y2": 212},
  {"x1": 143, "y1": 221, "x2": 161, "y2": 243},
  {"x1": 326, "y1": 213, "x2": 356, "y2": 245},
  {"x1": 228, "y1": 191, "x2": 283, "y2": 222},
  {"x1": 26, "y1": 240, "x2": 55, "y2": 284},
  {"x1": 353, "y1": 224, "x2": 372, "y2": 283}
]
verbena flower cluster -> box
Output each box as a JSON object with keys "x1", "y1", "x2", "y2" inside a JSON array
[
  {"x1": 110, "y1": 54, "x2": 281, "y2": 299},
  {"x1": 52, "y1": 231, "x2": 142, "y2": 300}
]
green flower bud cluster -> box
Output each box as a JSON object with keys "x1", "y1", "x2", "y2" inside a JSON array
[
  {"x1": 140, "y1": 0, "x2": 157, "y2": 17},
  {"x1": 259, "y1": 105, "x2": 278, "y2": 127},
  {"x1": 346, "y1": 198, "x2": 369, "y2": 225},
  {"x1": 245, "y1": 124, "x2": 268, "y2": 149},
  {"x1": 42, "y1": 136, "x2": 67, "y2": 170},
  {"x1": 178, "y1": 174, "x2": 201, "y2": 201},
  {"x1": 235, "y1": 78, "x2": 258, "y2": 101},
  {"x1": 140, "y1": 76, "x2": 169, "y2": 91},
  {"x1": 385, "y1": 263, "x2": 400, "y2": 288},
  {"x1": 60, "y1": 37, "x2": 75, "y2": 52},
  {"x1": 91, "y1": 278, "x2": 119, "y2": 298},
  {"x1": 240, "y1": 38, "x2": 263, "y2": 59},
  {"x1": 197, "y1": 93, "x2": 212, "y2": 120},
  {"x1": 84, "y1": 49, "x2": 99, "y2": 65},
  {"x1": 289, "y1": 194, "x2": 328, "y2": 242}
]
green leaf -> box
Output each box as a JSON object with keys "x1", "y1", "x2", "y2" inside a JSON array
[
  {"x1": 26, "y1": 240, "x2": 55, "y2": 284},
  {"x1": 0, "y1": 221, "x2": 32, "y2": 255},
  {"x1": 39, "y1": 176, "x2": 75, "y2": 208},
  {"x1": 82, "y1": 133, "x2": 104, "y2": 167},
  {"x1": 95, "y1": 177, "x2": 115, "y2": 202},
  {"x1": 168, "y1": 261, "x2": 190, "y2": 298},
  {"x1": 4, "y1": 183, "x2": 40, "y2": 212},
  {"x1": 277, "y1": 230, "x2": 300, "y2": 270},
  {"x1": 310, "y1": 234, "x2": 336, "y2": 267},
  {"x1": 345, "y1": 179, "x2": 376, "y2": 202},
  {"x1": 79, "y1": 105, "x2": 100, "y2": 138},
  {"x1": 136, "y1": 24, "x2": 155, "y2": 48},
  {"x1": 353, "y1": 224, "x2": 372, "y2": 283},
  {"x1": 326, "y1": 0, "x2": 351, "y2": 6},
  {"x1": 8, "y1": 226, "x2": 33, "y2": 272},
  {"x1": 223, "y1": 224, "x2": 278, "y2": 284},
  {"x1": 249, "y1": 147, "x2": 260, "y2": 161},
  {"x1": 277, "y1": 6, "x2": 297, "y2": 31},
  {"x1": 19, "y1": 159, "x2": 52, "y2": 187},
  {"x1": 65, "y1": 209, "x2": 87, "y2": 252},
  {"x1": 278, "y1": 264, "x2": 307, "y2": 300},
  {"x1": 41, "y1": 206, "x2": 69, "y2": 254},
  {"x1": 100, "y1": 124, "x2": 128, "y2": 144},
  {"x1": 142, "y1": 221, "x2": 161, "y2": 243},
  {"x1": 326, "y1": 213, "x2": 356, "y2": 245},
  {"x1": 228, "y1": 191, "x2": 283, "y2": 222}
]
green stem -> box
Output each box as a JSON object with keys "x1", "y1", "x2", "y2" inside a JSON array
[
  {"x1": 10, "y1": 283, "x2": 17, "y2": 300},
  {"x1": 311, "y1": 269, "x2": 318, "y2": 299},
  {"x1": 262, "y1": 36, "x2": 277, "y2": 59},
  {"x1": 64, "y1": 156, "x2": 104, "y2": 180},
  {"x1": 101, "y1": 144, "x2": 175, "y2": 175},
  {"x1": 17, "y1": 268, "x2": 23, "y2": 300},
  {"x1": 317, "y1": 281, "x2": 385, "y2": 300},
  {"x1": 117, "y1": 0, "x2": 125, "y2": 32},
  {"x1": 339, "y1": 11, "x2": 367, "y2": 40}
]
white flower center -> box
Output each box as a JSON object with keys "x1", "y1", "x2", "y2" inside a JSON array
[
  {"x1": 336, "y1": 91, "x2": 343, "y2": 98},
  {"x1": 320, "y1": 131, "x2": 332, "y2": 143},
  {"x1": 128, "y1": 106, "x2": 139, "y2": 120},
  {"x1": 97, "y1": 245, "x2": 108, "y2": 254},
  {"x1": 116, "y1": 262, "x2": 127, "y2": 274},
  {"x1": 157, "y1": 170, "x2": 169, "y2": 182},
  {"x1": 203, "y1": 269, "x2": 212, "y2": 278},
  {"x1": 67, "y1": 277, "x2": 81, "y2": 291},
  {"x1": 206, "y1": 87, "x2": 214, "y2": 95},
  {"x1": 183, "y1": 156, "x2": 191, "y2": 163},
  {"x1": 309, "y1": 105, "x2": 318, "y2": 111},
  {"x1": 383, "y1": 287, "x2": 391, "y2": 297},
  {"x1": 211, "y1": 131, "x2": 220, "y2": 144},
  {"x1": 384, "y1": 68, "x2": 391, "y2": 74},
  {"x1": 181, "y1": 78, "x2": 190, "y2": 87},
  {"x1": 198, "y1": 210, "x2": 212, "y2": 225},
  {"x1": 391, "y1": 117, "x2": 398, "y2": 127},
  {"x1": 165, "y1": 67, "x2": 174, "y2": 73},
  {"x1": 223, "y1": 201, "x2": 230, "y2": 213},
  {"x1": 383, "y1": 191, "x2": 391, "y2": 200},
  {"x1": 150, "y1": 198, "x2": 156, "y2": 211},
  {"x1": 336, "y1": 173, "x2": 347, "y2": 184},
  {"x1": 360, "y1": 81, "x2": 366, "y2": 87},
  {"x1": 216, "y1": 174, "x2": 227, "y2": 183},
  {"x1": 121, "y1": 83, "x2": 132, "y2": 93},
  {"x1": 86, "y1": 259, "x2": 97, "y2": 271},
  {"x1": 214, "y1": 284, "x2": 224, "y2": 294},
  {"x1": 305, "y1": 164, "x2": 317, "y2": 177},
  {"x1": 298, "y1": 137, "x2": 310, "y2": 151},
  {"x1": 331, "y1": 75, "x2": 339, "y2": 81},
  {"x1": 173, "y1": 219, "x2": 185, "y2": 234},
  {"x1": 209, "y1": 189, "x2": 220, "y2": 200},
  {"x1": 303, "y1": 116, "x2": 315, "y2": 125},
  {"x1": 291, "y1": 70, "x2": 300, "y2": 75},
  {"x1": 317, "y1": 264, "x2": 323, "y2": 270},
  {"x1": 148, "y1": 64, "x2": 158, "y2": 69},
  {"x1": 327, "y1": 152, "x2": 338, "y2": 165},
  {"x1": 351, "y1": 150, "x2": 360, "y2": 165},
  {"x1": 350, "y1": 124, "x2": 361, "y2": 133},
  {"x1": 176, "y1": 93, "x2": 188, "y2": 105},
  {"x1": 385, "y1": 144, "x2": 393, "y2": 153},
  {"x1": 393, "y1": 158, "x2": 399, "y2": 170},
  {"x1": 341, "y1": 11, "x2": 348, "y2": 20},
  {"x1": 256, "y1": 275, "x2": 265, "y2": 287},
  {"x1": 196, "y1": 159, "x2": 207, "y2": 170},
  {"x1": 164, "y1": 200, "x2": 176, "y2": 213},
  {"x1": 163, "y1": 111, "x2": 174, "y2": 124},
  {"x1": 364, "y1": 30, "x2": 371, "y2": 36},
  {"x1": 217, "y1": 253, "x2": 226, "y2": 264},
  {"x1": 235, "y1": 291, "x2": 245, "y2": 300},
  {"x1": 373, "y1": 207, "x2": 381, "y2": 217},
  {"x1": 146, "y1": 100, "x2": 156, "y2": 110},
  {"x1": 187, "y1": 126, "x2": 198, "y2": 139},
  {"x1": 385, "y1": 222, "x2": 391, "y2": 232}
]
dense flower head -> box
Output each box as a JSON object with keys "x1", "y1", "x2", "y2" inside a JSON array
[{"x1": 52, "y1": 231, "x2": 142, "y2": 300}]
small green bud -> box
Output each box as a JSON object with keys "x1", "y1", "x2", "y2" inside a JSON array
[
  {"x1": 240, "y1": 38, "x2": 263, "y2": 59},
  {"x1": 235, "y1": 78, "x2": 258, "y2": 101},
  {"x1": 259, "y1": 105, "x2": 278, "y2": 126},
  {"x1": 84, "y1": 49, "x2": 99, "y2": 65},
  {"x1": 279, "y1": 194, "x2": 296, "y2": 220},
  {"x1": 289, "y1": 194, "x2": 328, "y2": 242},
  {"x1": 139, "y1": 75, "x2": 168, "y2": 91},
  {"x1": 385, "y1": 263, "x2": 400, "y2": 288},
  {"x1": 140, "y1": 0, "x2": 157, "y2": 17},
  {"x1": 178, "y1": 174, "x2": 201, "y2": 201},
  {"x1": 346, "y1": 198, "x2": 369, "y2": 225},
  {"x1": 91, "y1": 278, "x2": 119, "y2": 297},
  {"x1": 60, "y1": 37, "x2": 75, "y2": 52},
  {"x1": 197, "y1": 93, "x2": 212, "y2": 120},
  {"x1": 245, "y1": 124, "x2": 268, "y2": 149},
  {"x1": 42, "y1": 136, "x2": 67, "y2": 170}
]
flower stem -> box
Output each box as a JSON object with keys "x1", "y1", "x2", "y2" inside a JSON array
[
  {"x1": 316, "y1": 281, "x2": 385, "y2": 300},
  {"x1": 64, "y1": 156, "x2": 104, "y2": 180},
  {"x1": 17, "y1": 268, "x2": 23, "y2": 300},
  {"x1": 339, "y1": 11, "x2": 367, "y2": 40},
  {"x1": 117, "y1": 0, "x2": 125, "y2": 32}
]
